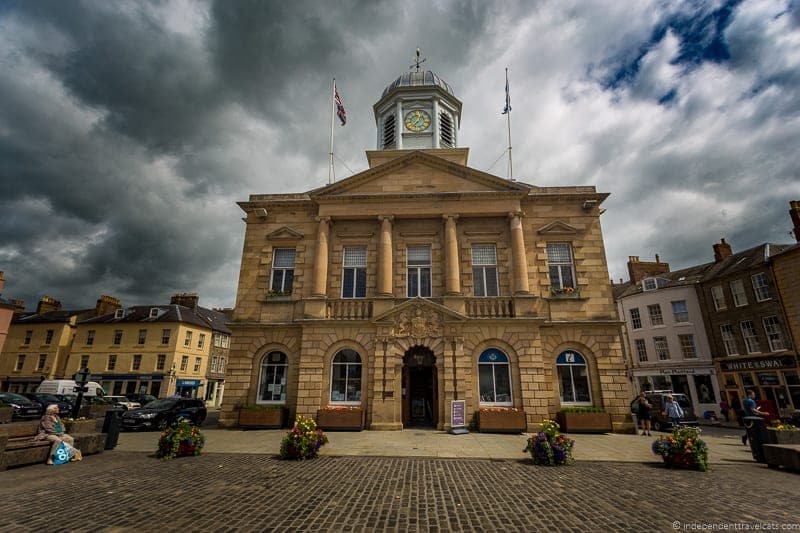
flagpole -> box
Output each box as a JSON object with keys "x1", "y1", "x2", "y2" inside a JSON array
[
  {"x1": 505, "y1": 68, "x2": 514, "y2": 181},
  {"x1": 329, "y1": 78, "x2": 336, "y2": 184}
]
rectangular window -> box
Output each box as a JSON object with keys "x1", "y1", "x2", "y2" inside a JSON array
[
  {"x1": 44, "y1": 329, "x2": 54, "y2": 345},
  {"x1": 751, "y1": 273, "x2": 770, "y2": 302},
  {"x1": 720, "y1": 324, "x2": 738, "y2": 356},
  {"x1": 630, "y1": 308, "x2": 642, "y2": 330},
  {"x1": 184, "y1": 331, "x2": 192, "y2": 347},
  {"x1": 107, "y1": 354, "x2": 117, "y2": 371},
  {"x1": 211, "y1": 356, "x2": 218, "y2": 373},
  {"x1": 730, "y1": 279, "x2": 748, "y2": 307},
  {"x1": 679, "y1": 334, "x2": 697, "y2": 359},
  {"x1": 194, "y1": 357, "x2": 201, "y2": 373},
  {"x1": 711, "y1": 285, "x2": 727, "y2": 311},
  {"x1": 132, "y1": 354, "x2": 142, "y2": 371},
  {"x1": 270, "y1": 248, "x2": 296, "y2": 294},
  {"x1": 198, "y1": 333, "x2": 206, "y2": 350},
  {"x1": 86, "y1": 330, "x2": 95, "y2": 346},
  {"x1": 407, "y1": 245, "x2": 432, "y2": 297},
  {"x1": 80, "y1": 355, "x2": 90, "y2": 369},
  {"x1": 546, "y1": 242, "x2": 575, "y2": 290},
  {"x1": 161, "y1": 329, "x2": 171, "y2": 345},
  {"x1": 15, "y1": 354, "x2": 25, "y2": 371},
  {"x1": 648, "y1": 304, "x2": 664, "y2": 326},
  {"x1": 654, "y1": 336, "x2": 670, "y2": 360},
  {"x1": 762, "y1": 316, "x2": 785, "y2": 352},
  {"x1": 634, "y1": 339, "x2": 648, "y2": 362},
  {"x1": 671, "y1": 301, "x2": 689, "y2": 323},
  {"x1": 472, "y1": 244, "x2": 499, "y2": 297},
  {"x1": 156, "y1": 354, "x2": 166, "y2": 371},
  {"x1": 37, "y1": 354, "x2": 47, "y2": 371},
  {"x1": 740, "y1": 321, "x2": 760, "y2": 354},
  {"x1": 24, "y1": 330, "x2": 33, "y2": 345},
  {"x1": 342, "y1": 246, "x2": 367, "y2": 298},
  {"x1": 219, "y1": 357, "x2": 227, "y2": 373},
  {"x1": 642, "y1": 278, "x2": 657, "y2": 291},
  {"x1": 112, "y1": 330, "x2": 122, "y2": 345},
  {"x1": 138, "y1": 329, "x2": 147, "y2": 345},
  {"x1": 180, "y1": 355, "x2": 188, "y2": 372}
]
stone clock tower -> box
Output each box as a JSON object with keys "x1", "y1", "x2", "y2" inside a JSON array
[{"x1": 373, "y1": 54, "x2": 462, "y2": 151}]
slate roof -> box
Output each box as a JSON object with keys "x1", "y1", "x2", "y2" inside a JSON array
[
  {"x1": 12, "y1": 309, "x2": 94, "y2": 324},
  {"x1": 700, "y1": 243, "x2": 794, "y2": 281},
  {"x1": 613, "y1": 262, "x2": 713, "y2": 300},
  {"x1": 80, "y1": 304, "x2": 231, "y2": 334}
]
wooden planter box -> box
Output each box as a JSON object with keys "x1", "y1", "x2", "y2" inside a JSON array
[
  {"x1": 556, "y1": 412, "x2": 613, "y2": 433},
  {"x1": 478, "y1": 410, "x2": 527, "y2": 434},
  {"x1": 238, "y1": 407, "x2": 286, "y2": 429},
  {"x1": 767, "y1": 428, "x2": 800, "y2": 445},
  {"x1": 316, "y1": 408, "x2": 363, "y2": 431},
  {"x1": 0, "y1": 407, "x2": 12, "y2": 424},
  {"x1": 65, "y1": 419, "x2": 98, "y2": 433}
]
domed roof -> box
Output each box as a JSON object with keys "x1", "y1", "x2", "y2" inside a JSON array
[{"x1": 381, "y1": 70, "x2": 455, "y2": 99}]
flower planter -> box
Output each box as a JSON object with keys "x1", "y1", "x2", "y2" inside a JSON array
[
  {"x1": 0, "y1": 407, "x2": 12, "y2": 424},
  {"x1": 238, "y1": 407, "x2": 286, "y2": 429},
  {"x1": 316, "y1": 408, "x2": 363, "y2": 431},
  {"x1": 478, "y1": 410, "x2": 527, "y2": 434},
  {"x1": 662, "y1": 453, "x2": 699, "y2": 470},
  {"x1": 766, "y1": 428, "x2": 800, "y2": 445},
  {"x1": 556, "y1": 412, "x2": 613, "y2": 433}
]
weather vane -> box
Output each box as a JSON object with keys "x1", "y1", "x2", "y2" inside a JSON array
[{"x1": 410, "y1": 48, "x2": 426, "y2": 72}]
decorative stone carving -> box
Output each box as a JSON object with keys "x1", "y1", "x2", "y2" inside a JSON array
[{"x1": 392, "y1": 306, "x2": 442, "y2": 339}]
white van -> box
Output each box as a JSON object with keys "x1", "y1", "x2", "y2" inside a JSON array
[{"x1": 37, "y1": 380, "x2": 105, "y2": 397}]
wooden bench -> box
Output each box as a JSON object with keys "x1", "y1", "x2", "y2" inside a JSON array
[
  {"x1": 0, "y1": 420, "x2": 106, "y2": 470},
  {"x1": 764, "y1": 444, "x2": 800, "y2": 472}
]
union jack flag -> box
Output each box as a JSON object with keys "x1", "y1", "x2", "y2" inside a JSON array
[{"x1": 334, "y1": 83, "x2": 347, "y2": 126}]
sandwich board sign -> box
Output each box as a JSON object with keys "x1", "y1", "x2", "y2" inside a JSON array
[{"x1": 449, "y1": 400, "x2": 469, "y2": 435}]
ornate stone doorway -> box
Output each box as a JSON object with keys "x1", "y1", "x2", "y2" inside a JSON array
[{"x1": 402, "y1": 346, "x2": 437, "y2": 428}]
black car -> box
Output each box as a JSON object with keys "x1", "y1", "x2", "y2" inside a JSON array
[
  {"x1": 22, "y1": 393, "x2": 71, "y2": 417},
  {"x1": 121, "y1": 398, "x2": 207, "y2": 431},
  {"x1": 0, "y1": 392, "x2": 43, "y2": 420},
  {"x1": 125, "y1": 393, "x2": 157, "y2": 407}
]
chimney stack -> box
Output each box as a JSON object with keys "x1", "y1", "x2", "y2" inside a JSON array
[
  {"x1": 790, "y1": 200, "x2": 800, "y2": 243},
  {"x1": 11, "y1": 299, "x2": 25, "y2": 313},
  {"x1": 36, "y1": 295, "x2": 62, "y2": 314},
  {"x1": 171, "y1": 292, "x2": 200, "y2": 310},
  {"x1": 627, "y1": 254, "x2": 670, "y2": 283},
  {"x1": 95, "y1": 295, "x2": 121, "y2": 316},
  {"x1": 713, "y1": 238, "x2": 733, "y2": 262}
]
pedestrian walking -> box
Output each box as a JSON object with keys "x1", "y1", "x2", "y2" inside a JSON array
[
  {"x1": 719, "y1": 396, "x2": 730, "y2": 422},
  {"x1": 634, "y1": 392, "x2": 652, "y2": 436},
  {"x1": 664, "y1": 395, "x2": 684, "y2": 429},
  {"x1": 741, "y1": 390, "x2": 768, "y2": 446}
]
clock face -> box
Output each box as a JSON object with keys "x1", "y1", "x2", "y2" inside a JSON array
[{"x1": 404, "y1": 110, "x2": 431, "y2": 132}]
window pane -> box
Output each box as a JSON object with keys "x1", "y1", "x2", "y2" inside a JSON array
[
  {"x1": 473, "y1": 267, "x2": 486, "y2": 297},
  {"x1": 549, "y1": 265, "x2": 561, "y2": 287},
  {"x1": 346, "y1": 379, "x2": 361, "y2": 402},
  {"x1": 472, "y1": 244, "x2": 497, "y2": 265},
  {"x1": 547, "y1": 243, "x2": 572, "y2": 263},
  {"x1": 573, "y1": 366, "x2": 591, "y2": 402},
  {"x1": 342, "y1": 268, "x2": 355, "y2": 298},
  {"x1": 559, "y1": 265, "x2": 574, "y2": 289},
  {"x1": 420, "y1": 268, "x2": 431, "y2": 297},
  {"x1": 408, "y1": 268, "x2": 418, "y2": 297},
  {"x1": 271, "y1": 271, "x2": 284, "y2": 292},
  {"x1": 407, "y1": 245, "x2": 431, "y2": 265},
  {"x1": 355, "y1": 268, "x2": 367, "y2": 298},
  {"x1": 493, "y1": 365, "x2": 511, "y2": 403},
  {"x1": 558, "y1": 367, "x2": 575, "y2": 402},
  {"x1": 344, "y1": 246, "x2": 367, "y2": 267},
  {"x1": 347, "y1": 363, "x2": 362, "y2": 380},
  {"x1": 479, "y1": 365, "x2": 495, "y2": 402},
  {"x1": 273, "y1": 248, "x2": 296, "y2": 268},
  {"x1": 485, "y1": 267, "x2": 499, "y2": 297},
  {"x1": 283, "y1": 270, "x2": 294, "y2": 291}
]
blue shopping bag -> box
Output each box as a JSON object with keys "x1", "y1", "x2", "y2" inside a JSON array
[{"x1": 52, "y1": 442, "x2": 71, "y2": 465}]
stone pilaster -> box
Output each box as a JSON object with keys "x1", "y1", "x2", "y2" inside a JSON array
[
  {"x1": 312, "y1": 216, "x2": 331, "y2": 297},
  {"x1": 508, "y1": 211, "x2": 530, "y2": 295},
  {"x1": 443, "y1": 214, "x2": 460, "y2": 295},
  {"x1": 377, "y1": 216, "x2": 394, "y2": 296}
]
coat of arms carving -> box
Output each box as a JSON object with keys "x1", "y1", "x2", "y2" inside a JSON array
[{"x1": 392, "y1": 307, "x2": 441, "y2": 339}]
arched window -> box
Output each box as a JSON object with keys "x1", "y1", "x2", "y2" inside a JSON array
[
  {"x1": 478, "y1": 348, "x2": 512, "y2": 405},
  {"x1": 330, "y1": 349, "x2": 362, "y2": 403},
  {"x1": 257, "y1": 351, "x2": 288, "y2": 403},
  {"x1": 557, "y1": 350, "x2": 591, "y2": 405}
]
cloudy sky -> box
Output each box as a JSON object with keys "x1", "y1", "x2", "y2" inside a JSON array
[{"x1": 1, "y1": 0, "x2": 799, "y2": 311}]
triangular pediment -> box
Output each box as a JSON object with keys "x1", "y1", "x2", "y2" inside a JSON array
[
  {"x1": 312, "y1": 151, "x2": 529, "y2": 198},
  {"x1": 372, "y1": 298, "x2": 467, "y2": 326},
  {"x1": 537, "y1": 221, "x2": 579, "y2": 235},
  {"x1": 266, "y1": 226, "x2": 304, "y2": 240}
]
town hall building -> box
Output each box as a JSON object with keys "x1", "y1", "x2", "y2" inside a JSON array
[{"x1": 220, "y1": 65, "x2": 630, "y2": 431}]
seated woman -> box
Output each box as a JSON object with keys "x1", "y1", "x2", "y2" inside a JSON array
[{"x1": 36, "y1": 404, "x2": 80, "y2": 464}]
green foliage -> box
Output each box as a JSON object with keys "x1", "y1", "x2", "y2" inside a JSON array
[
  {"x1": 652, "y1": 426, "x2": 709, "y2": 472},
  {"x1": 279, "y1": 415, "x2": 329, "y2": 461},
  {"x1": 156, "y1": 420, "x2": 205, "y2": 459},
  {"x1": 559, "y1": 406, "x2": 606, "y2": 413},
  {"x1": 523, "y1": 419, "x2": 575, "y2": 466}
]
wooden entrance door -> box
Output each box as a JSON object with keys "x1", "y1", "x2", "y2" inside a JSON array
[{"x1": 402, "y1": 348, "x2": 437, "y2": 428}]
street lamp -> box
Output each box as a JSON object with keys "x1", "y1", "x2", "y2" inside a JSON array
[{"x1": 71, "y1": 367, "x2": 92, "y2": 419}]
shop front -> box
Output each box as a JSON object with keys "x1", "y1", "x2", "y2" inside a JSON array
[
  {"x1": 719, "y1": 355, "x2": 799, "y2": 419},
  {"x1": 175, "y1": 378, "x2": 202, "y2": 399},
  {"x1": 95, "y1": 374, "x2": 165, "y2": 398},
  {"x1": 634, "y1": 366, "x2": 721, "y2": 420}
]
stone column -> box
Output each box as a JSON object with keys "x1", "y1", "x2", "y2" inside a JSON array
[
  {"x1": 312, "y1": 216, "x2": 331, "y2": 297},
  {"x1": 443, "y1": 214, "x2": 460, "y2": 295},
  {"x1": 508, "y1": 212, "x2": 530, "y2": 294},
  {"x1": 377, "y1": 216, "x2": 394, "y2": 296}
]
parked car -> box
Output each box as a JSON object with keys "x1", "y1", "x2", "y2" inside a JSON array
[
  {"x1": 121, "y1": 398, "x2": 207, "y2": 431},
  {"x1": 645, "y1": 391, "x2": 698, "y2": 431},
  {"x1": 0, "y1": 392, "x2": 43, "y2": 420},
  {"x1": 21, "y1": 393, "x2": 71, "y2": 417},
  {"x1": 104, "y1": 395, "x2": 141, "y2": 410},
  {"x1": 125, "y1": 393, "x2": 157, "y2": 407}
]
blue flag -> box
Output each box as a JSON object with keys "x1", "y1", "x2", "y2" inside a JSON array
[
  {"x1": 502, "y1": 69, "x2": 511, "y2": 115},
  {"x1": 334, "y1": 83, "x2": 347, "y2": 126}
]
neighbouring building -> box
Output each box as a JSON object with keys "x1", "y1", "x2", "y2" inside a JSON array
[
  {"x1": 614, "y1": 256, "x2": 721, "y2": 418},
  {"x1": 221, "y1": 61, "x2": 630, "y2": 431},
  {"x1": 73, "y1": 293, "x2": 231, "y2": 405},
  {"x1": 0, "y1": 272, "x2": 15, "y2": 357}
]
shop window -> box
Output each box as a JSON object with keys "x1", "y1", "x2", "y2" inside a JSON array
[
  {"x1": 270, "y1": 248, "x2": 296, "y2": 294},
  {"x1": 751, "y1": 272, "x2": 770, "y2": 302},
  {"x1": 741, "y1": 373, "x2": 755, "y2": 388},
  {"x1": 720, "y1": 324, "x2": 738, "y2": 356},
  {"x1": 762, "y1": 316, "x2": 785, "y2": 352},
  {"x1": 730, "y1": 279, "x2": 748, "y2": 307},
  {"x1": 407, "y1": 245, "x2": 432, "y2": 298},
  {"x1": 634, "y1": 339, "x2": 648, "y2": 362},
  {"x1": 648, "y1": 304, "x2": 663, "y2": 326},
  {"x1": 556, "y1": 351, "x2": 591, "y2": 404},
  {"x1": 472, "y1": 244, "x2": 499, "y2": 297},
  {"x1": 478, "y1": 349, "x2": 512, "y2": 405},
  {"x1": 258, "y1": 351, "x2": 288, "y2": 403},
  {"x1": 330, "y1": 349, "x2": 362, "y2": 403},
  {"x1": 740, "y1": 321, "x2": 760, "y2": 354},
  {"x1": 547, "y1": 243, "x2": 575, "y2": 291},
  {"x1": 671, "y1": 300, "x2": 689, "y2": 323},
  {"x1": 630, "y1": 308, "x2": 642, "y2": 330},
  {"x1": 342, "y1": 246, "x2": 367, "y2": 298},
  {"x1": 711, "y1": 285, "x2": 726, "y2": 310}
]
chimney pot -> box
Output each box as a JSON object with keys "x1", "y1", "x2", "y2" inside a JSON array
[{"x1": 713, "y1": 238, "x2": 733, "y2": 262}]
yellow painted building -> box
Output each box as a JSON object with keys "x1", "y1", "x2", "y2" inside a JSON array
[{"x1": 220, "y1": 65, "x2": 630, "y2": 431}]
